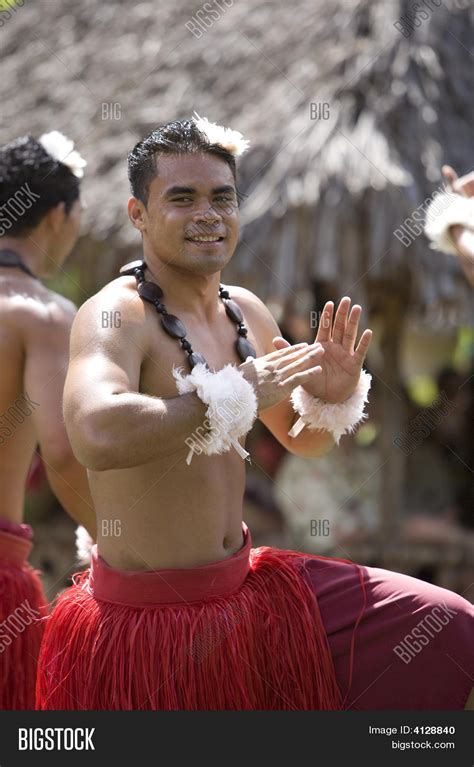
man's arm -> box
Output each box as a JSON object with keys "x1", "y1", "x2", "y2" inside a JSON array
[
  {"x1": 63, "y1": 288, "x2": 209, "y2": 472},
  {"x1": 23, "y1": 295, "x2": 96, "y2": 538},
  {"x1": 232, "y1": 288, "x2": 336, "y2": 458}
]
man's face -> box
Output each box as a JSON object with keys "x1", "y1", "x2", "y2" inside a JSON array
[
  {"x1": 129, "y1": 152, "x2": 240, "y2": 275},
  {"x1": 44, "y1": 197, "x2": 82, "y2": 277}
]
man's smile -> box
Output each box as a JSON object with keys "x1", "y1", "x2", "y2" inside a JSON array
[{"x1": 184, "y1": 233, "x2": 225, "y2": 245}]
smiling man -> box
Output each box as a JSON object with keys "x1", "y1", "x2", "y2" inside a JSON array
[{"x1": 37, "y1": 117, "x2": 473, "y2": 711}]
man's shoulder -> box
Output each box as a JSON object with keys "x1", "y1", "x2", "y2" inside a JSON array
[
  {"x1": 72, "y1": 276, "x2": 148, "y2": 344},
  {"x1": 77, "y1": 276, "x2": 139, "y2": 315},
  {"x1": 46, "y1": 290, "x2": 77, "y2": 320},
  {"x1": 223, "y1": 284, "x2": 268, "y2": 314},
  {"x1": 0, "y1": 276, "x2": 76, "y2": 331},
  {"x1": 224, "y1": 284, "x2": 280, "y2": 335}
]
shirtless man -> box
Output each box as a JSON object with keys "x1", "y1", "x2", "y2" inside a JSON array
[
  {"x1": 37, "y1": 117, "x2": 473, "y2": 711},
  {"x1": 0, "y1": 131, "x2": 95, "y2": 709}
]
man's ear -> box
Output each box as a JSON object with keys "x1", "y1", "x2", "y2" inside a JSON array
[
  {"x1": 46, "y1": 201, "x2": 67, "y2": 234},
  {"x1": 128, "y1": 196, "x2": 147, "y2": 232}
]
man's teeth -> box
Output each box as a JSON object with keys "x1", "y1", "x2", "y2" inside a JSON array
[{"x1": 188, "y1": 236, "x2": 222, "y2": 242}]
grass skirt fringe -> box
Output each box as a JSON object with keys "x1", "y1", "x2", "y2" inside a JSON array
[
  {"x1": 36, "y1": 546, "x2": 343, "y2": 710},
  {"x1": 0, "y1": 532, "x2": 47, "y2": 709}
]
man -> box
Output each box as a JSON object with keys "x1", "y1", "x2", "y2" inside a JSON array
[
  {"x1": 37, "y1": 117, "x2": 473, "y2": 710},
  {"x1": 0, "y1": 131, "x2": 96, "y2": 709},
  {"x1": 425, "y1": 165, "x2": 474, "y2": 286}
]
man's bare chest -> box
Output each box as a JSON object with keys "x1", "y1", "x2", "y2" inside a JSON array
[{"x1": 139, "y1": 304, "x2": 263, "y2": 399}]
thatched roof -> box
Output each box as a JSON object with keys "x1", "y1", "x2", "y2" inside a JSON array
[{"x1": 1, "y1": 0, "x2": 472, "y2": 320}]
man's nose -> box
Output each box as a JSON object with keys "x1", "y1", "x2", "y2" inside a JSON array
[{"x1": 192, "y1": 204, "x2": 221, "y2": 225}]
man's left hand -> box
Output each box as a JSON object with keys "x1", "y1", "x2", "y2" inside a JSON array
[{"x1": 273, "y1": 297, "x2": 372, "y2": 404}]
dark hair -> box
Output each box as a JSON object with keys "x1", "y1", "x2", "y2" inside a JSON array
[
  {"x1": 127, "y1": 119, "x2": 237, "y2": 205},
  {"x1": 0, "y1": 135, "x2": 80, "y2": 237}
]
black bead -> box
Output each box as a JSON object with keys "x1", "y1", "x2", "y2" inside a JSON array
[
  {"x1": 236, "y1": 336, "x2": 256, "y2": 361},
  {"x1": 181, "y1": 339, "x2": 192, "y2": 351},
  {"x1": 238, "y1": 325, "x2": 248, "y2": 337},
  {"x1": 161, "y1": 313, "x2": 187, "y2": 339},
  {"x1": 154, "y1": 302, "x2": 166, "y2": 313},
  {"x1": 219, "y1": 287, "x2": 230, "y2": 299},
  {"x1": 189, "y1": 352, "x2": 208, "y2": 369},
  {"x1": 136, "y1": 271, "x2": 145, "y2": 283},
  {"x1": 119, "y1": 259, "x2": 146, "y2": 276},
  {"x1": 138, "y1": 281, "x2": 164, "y2": 303},
  {"x1": 224, "y1": 298, "x2": 244, "y2": 324}
]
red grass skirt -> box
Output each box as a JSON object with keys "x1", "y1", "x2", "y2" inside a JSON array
[
  {"x1": 0, "y1": 525, "x2": 47, "y2": 709},
  {"x1": 36, "y1": 525, "x2": 350, "y2": 710}
]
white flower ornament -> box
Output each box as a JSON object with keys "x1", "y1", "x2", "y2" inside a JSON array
[
  {"x1": 38, "y1": 130, "x2": 87, "y2": 178},
  {"x1": 192, "y1": 112, "x2": 250, "y2": 156}
]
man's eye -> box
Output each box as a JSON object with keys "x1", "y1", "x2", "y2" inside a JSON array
[
  {"x1": 172, "y1": 197, "x2": 192, "y2": 202},
  {"x1": 215, "y1": 196, "x2": 235, "y2": 204}
]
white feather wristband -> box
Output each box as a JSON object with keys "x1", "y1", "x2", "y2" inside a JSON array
[
  {"x1": 424, "y1": 192, "x2": 474, "y2": 256},
  {"x1": 172, "y1": 362, "x2": 258, "y2": 465},
  {"x1": 288, "y1": 369, "x2": 372, "y2": 443}
]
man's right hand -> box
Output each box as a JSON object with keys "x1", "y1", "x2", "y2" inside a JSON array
[
  {"x1": 441, "y1": 166, "x2": 474, "y2": 287},
  {"x1": 239, "y1": 342, "x2": 325, "y2": 412},
  {"x1": 442, "y1": 166, "x2": 474, "y2": 197}
]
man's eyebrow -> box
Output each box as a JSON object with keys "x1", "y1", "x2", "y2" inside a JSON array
[
  {"x1": 164, "y1": 186, "x2": 195, "y2": 196},
  {"x1": 163, "y1": 184, "x2": 236, "y2": 197},
  {"x1": 212, "y1": 185, "x2": 236, "y2": 195}
]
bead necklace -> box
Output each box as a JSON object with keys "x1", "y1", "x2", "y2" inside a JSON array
[
  {"x1": 119, "y1": 260, "x2": 257, "y2": 370},
  {"x1": 0, "y1": 250, "x2": 38, "y2": 279}
]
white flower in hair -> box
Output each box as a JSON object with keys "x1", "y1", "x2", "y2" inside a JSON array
[
  {"x1": 192, "y1": 112, "x2": 250, "y2": 156},
  {"x1": 38, "y1": 130, "x2": 87, "y2": 178}
]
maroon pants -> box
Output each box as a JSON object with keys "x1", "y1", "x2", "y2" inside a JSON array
[{"x1": 303, "y1": 555, "x2": 474, "y2": 709}]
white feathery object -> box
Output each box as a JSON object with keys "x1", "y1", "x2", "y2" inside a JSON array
[
  {"x1": 192, "y1": 112, "x2": 250, "y2": 156},
  {"x1": 38, "y1": 130, "x2": 87, "y2": 178},
  {"x1": 75, "y1": 525, "x2": 93, "y2": 565},
  {"x1": 288, "y1": 369, "x2": 372, "y2": 444},
  {"x1": 172, "y1": 362, "x2": 258, "y2": 465},
  {"x1": 424, "y1": 191, "x2": 474, "y2": 256}
]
